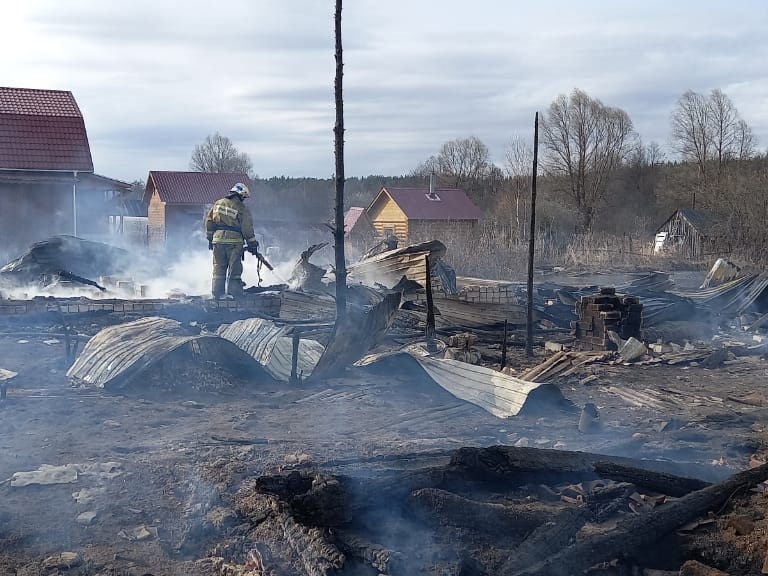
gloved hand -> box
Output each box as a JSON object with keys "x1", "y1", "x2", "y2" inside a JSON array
[
  {"x1": 247, "y1": 242, "x2": 259, "y2": 255},
  {"x1": 208, "y1": 240, "x2": 213, "y2": 251}
]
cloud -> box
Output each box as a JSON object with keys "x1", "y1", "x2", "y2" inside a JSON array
[{"x1": 1, "y1": 0, "x2": 766, "y2": 181}]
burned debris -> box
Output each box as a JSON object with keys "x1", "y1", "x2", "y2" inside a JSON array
[{"x1": 5, "y1": 235, "x2": 768, "y2": 576}]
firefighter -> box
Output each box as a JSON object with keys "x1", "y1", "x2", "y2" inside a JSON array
[{"x1": 204, "y1": 182, "x2": 259, "y2": 299}]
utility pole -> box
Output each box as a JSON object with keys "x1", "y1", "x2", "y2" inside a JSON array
[
  {"x1": 333, "y1": 0, "x2": 347, "y2": 321},
  {"x1": 526, "y1": 112, "x2": 539, "y2": 357}
]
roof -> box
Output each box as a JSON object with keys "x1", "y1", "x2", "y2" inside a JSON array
[
  {"x1": 370, "y1": 187, "x2": 482, "y2": 221},
  {"x1": 0, "y1": 87, "x2": 94, "y2": 172},
  {"x1": 144, "y1": 171, "x2": 252, "y2": 205},
  {"x1": 344, "y1": 206, "x2": 372, "y2": 233},
  {"x1": 659, "y1": 208, "x2": 720, "y2": 235}
]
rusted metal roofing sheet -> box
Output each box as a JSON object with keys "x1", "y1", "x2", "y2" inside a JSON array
[
  {"x1": 67, "y1": 316, "x2": 270, "y2": 390},
  {"x1": 0, "y1": 87, "x2": 93, "y2": 171}
]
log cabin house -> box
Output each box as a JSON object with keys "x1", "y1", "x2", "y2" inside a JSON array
[{"x1": 365, "y1": 186, "x2": 482, "y2": 255}]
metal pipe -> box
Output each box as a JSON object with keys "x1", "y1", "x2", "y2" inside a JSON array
[{"x1": 73, "y1": 170, "x2": 78, "y2": 236}]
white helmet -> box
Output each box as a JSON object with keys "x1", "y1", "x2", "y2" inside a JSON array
[{"x1": 230, "y1": 182, "x2": 250, "y2": 198}]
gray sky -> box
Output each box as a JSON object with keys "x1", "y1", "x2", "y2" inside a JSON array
[{"x1": 2, "y1": 1, "x2": 766, "y2": 183}]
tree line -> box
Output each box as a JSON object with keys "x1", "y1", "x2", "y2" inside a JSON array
[{"x1": 147, "y1": 86, "x2": 766, "y2": 262}]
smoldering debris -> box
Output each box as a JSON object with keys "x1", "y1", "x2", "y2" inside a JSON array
[
  {"x1": 215, "y1": 445, "x2": 767, "y2": 575},
  {"x1": 67, "y1": 316, "x2": 272, "y2": 393},
  {"x1": 0, "y1": 235, "x2": 159, "y2": 294}
]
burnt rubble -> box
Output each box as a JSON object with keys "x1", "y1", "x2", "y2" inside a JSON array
[{"x1": 4, "y1": 245, "x2": 768, "y2": 575}]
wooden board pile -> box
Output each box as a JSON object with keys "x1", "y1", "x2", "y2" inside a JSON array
[{"x1": 573, "y1": 287, "x2": 643, "y2": 351}]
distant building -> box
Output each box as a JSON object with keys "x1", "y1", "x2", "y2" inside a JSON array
[
  {"x1": 654, "y1": 208, "x2": 723, "y2": 259},
  {"x1": 0, "y1": 86, "x2": 131, "y2": 254},
  {"x1": 142, "y1": 171, "x2": 252, "y2": 250},
  {"x1": 344, "y1": 206, "x2": 376, "y2": 259},
  {"x1": 365, "y1": 186, "x2": 482, "y2": 255}
]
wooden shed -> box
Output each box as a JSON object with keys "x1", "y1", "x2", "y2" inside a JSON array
[
  {"x1": 142, "y1": 171, "x2": 252, "y2": 251},
  {"x1": 365, "y1": 187, "x2": 482, "y2": 255},
  {"x1": 654, "y1": 208, "x2": 722, "y2": 259}
]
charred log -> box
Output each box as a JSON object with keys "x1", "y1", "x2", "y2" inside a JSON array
[
  {"x1": 280, "y1": 512, "x2": 344, "y2": 576},
  {"x1": 592, "y1": 461, "x2": 711, "y2": 497},
  {"x1": 499, "y1": 506, "x2": 594, "y2": 575},
  {"x1": 409, "y1": 487, "x2": 561, "y2": 537},
  {"x1": 514, "y1": 462, "x2": 768, "y2": 576},
  {"x1": 335, "y1": 530, "x2": 407, "y2": 575},
  {"x1": 449, "y1": 445, "x2": 727, "y2": 485}
]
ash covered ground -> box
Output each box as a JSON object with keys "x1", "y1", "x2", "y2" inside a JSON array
[{"x1": 1, "y1": 268, "x2": 768, "y2": 575}]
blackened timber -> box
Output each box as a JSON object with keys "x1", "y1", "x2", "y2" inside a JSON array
[
  {"x1": 593, "y1": 461, "x2": 710, "y2": 497},
  {"x1": 409, "y1": 487, "x2": 561, "y2": 537},
  {"x1": 335, "y1": 531, "x2": 407, "y2": 575},
  {"x1": 499, "y1": 506, "x2": 593, "y2": 575},
  {"x1": 449, "y1": 445, "x2": 727, "y2": 485},
  {"x1": 425, "y1": 255, "x2": 435, "y2": 341},
  {"x1": 514, "y1": 461, "x2": 768, "y2": 576}
]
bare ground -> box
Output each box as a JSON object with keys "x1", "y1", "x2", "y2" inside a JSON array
[{"x1": 1, "y1": 310, "x2": 768, "y2": 575}]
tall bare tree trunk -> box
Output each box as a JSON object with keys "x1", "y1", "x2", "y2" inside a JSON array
[
  {"x1": 333, "y1": 0, "x2": 347, "y2": 321},
  {"x1": 526, "y1": 112, "x2": 539, "y2": 357}
]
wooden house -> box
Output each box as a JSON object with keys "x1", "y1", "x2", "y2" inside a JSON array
[
  {"x1": 344, "y1": 206, "x2": 376, "y2": 259},
  {"x1": 365, "y1": 186, "x2": 482, "y2": 255},
  {"x1": 654, "y1": 208, "x2": 723, "y2": 259},
  {"x1": 0, "y1": 86, "x2": 131, "y2": 256},
  {"x1": 143, "y1": 171, "x2": 253, "y2": 250}
]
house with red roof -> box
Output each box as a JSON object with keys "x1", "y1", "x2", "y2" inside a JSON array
[
  {"x1": 143, "y1": 171, "x2": 253, "y2": 250},
  {"x1": 344, "y1": 206, "x2": 376, "y2": 258},
  {"x1": 143, "y1": 171, "x2": 335, "y2": 254},
  {"x1": 365, "y1": 186, "x2": 482, "y2": 254},
  {"x1": 0, "y1": 86, "x2": 132, "y2": 255}
]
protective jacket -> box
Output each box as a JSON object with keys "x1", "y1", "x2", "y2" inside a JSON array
[{"x1": 204, "y1": 195, "x2": 258, "y2": 247}]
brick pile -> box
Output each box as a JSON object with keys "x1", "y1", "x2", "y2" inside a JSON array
[
  {"x1": 0, "y1": 294, "x2": 282, "y2": 317},
  {"x1": 412, "y1": 282, "x2": 518, "y2": 305},
  {"x1": 573, "y1": 287, "x2": 643, "y2": 351}
]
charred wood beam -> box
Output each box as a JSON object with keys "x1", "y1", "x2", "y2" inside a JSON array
[
  {"x1": 592, "y1": 461, "x2": 711, "y2": 497},
  {"x1": 410, "y1": 487, "x2": 561, "y2": 538},
  {"x1": 449, "y1": 445, "x2": 728, "y2": 485},
  {"x1": 335, "y1": 530, "x2": 408, "y2": 575},
  {"x1": 280, "y1": 512, "x2": 344, "y2": 576},
  {"x1": 499, "y1": 506, "x2": 594, "y2": 575},
  {"x1": 513, "y1": 461, "x2": 768, "y2": 576}
]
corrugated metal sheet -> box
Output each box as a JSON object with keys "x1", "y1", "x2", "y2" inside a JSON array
[
  {"x1": 414, "y1": 357, "x2": 552, "y2": 418},
  {"x1": 67, "y1": 316, "x2": 269, "y2": 390},
  {"x1": 218, "y1": 318, "x2": 324, "y2": 382},
  {"x1": 675, "y1": 272, "x2": 768, "y2": 317}
]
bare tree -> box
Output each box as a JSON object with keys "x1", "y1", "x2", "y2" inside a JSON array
[
  {"x1": 501, "y1": 134, "x2": 533, "y2": 231},
  {"x1": 333, "y1": 0, "x2": 347, "y2": 320},
  {"x1": 414, "y1": 136, "x2": 491, "y2": 187},
  {"x1": 671, "y1": 89, "x2": 755, "y2": 186},
  {"x1": 541, "y1": 88, "x2": 636, "y2": 230},
  {"x1": 190, "y1": 132, "x2": 255, "y2": 177}
]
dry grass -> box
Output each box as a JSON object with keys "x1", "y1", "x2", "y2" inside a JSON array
[{"x1": 442, "y1": 222, "x2": 707, "y2": 280}]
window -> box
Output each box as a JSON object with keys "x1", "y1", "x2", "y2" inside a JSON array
[{"x1": 425, "y1": 192, "x2": 441, "y2": 201}]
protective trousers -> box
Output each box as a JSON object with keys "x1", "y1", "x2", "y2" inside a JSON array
[{"x1": 211, "y1": 243, "x2": 245, "y2": 298}]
